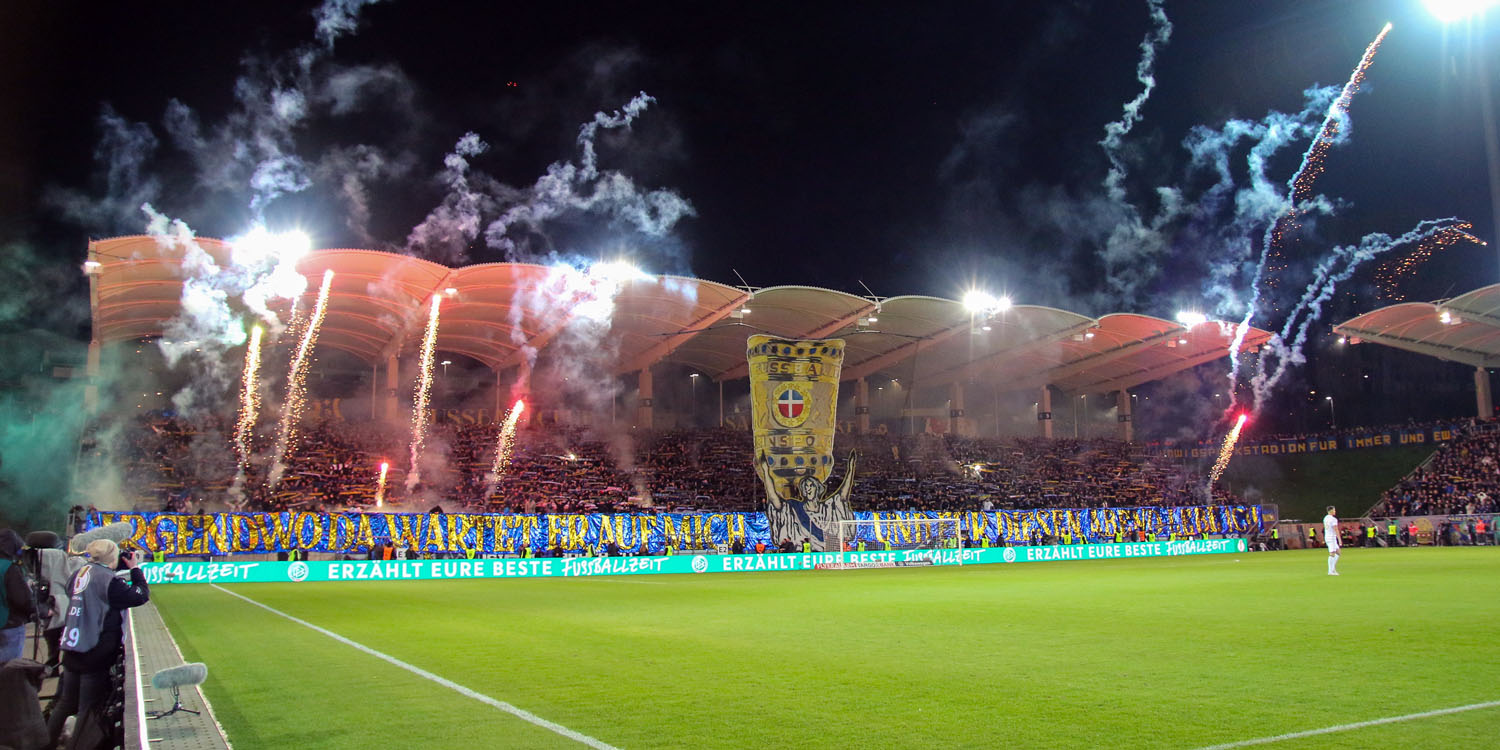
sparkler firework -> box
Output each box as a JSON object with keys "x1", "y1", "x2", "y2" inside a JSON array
[
  {"x1": 233, "y1": 324, "x2": 264, "y2": 469},
  {"x1": 1208, "y1": 414, "x2": 1249, "y2": 485},
  {"x1": 406, "y1": 294, "x2": 442, "y2": 491},
  {"x1": 375, "y1": 461, "x2": 390, "y2": 508},
  {"x1": 268, "y1": 269, "x2": 334, "y2": 488},
  {"x1": 485, "y1": 399, "x2": 527, "y2": 496}
]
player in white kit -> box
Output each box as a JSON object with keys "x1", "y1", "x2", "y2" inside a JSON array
[{"x1": 1323, "y1": 505, "x2": 1340, "y2": 576}]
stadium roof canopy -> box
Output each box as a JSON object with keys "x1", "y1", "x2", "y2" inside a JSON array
[
  {"x1": 87, "y1": 236, "x2": 1272, "y2": 395},
  {"x1": 1333, "y1": 283, "x2": 1500, "y2": 368}
]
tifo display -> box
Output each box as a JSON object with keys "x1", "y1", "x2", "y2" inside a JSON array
[{"x1": 84, "y1": 505, "x2": 1263, "y2": 557}]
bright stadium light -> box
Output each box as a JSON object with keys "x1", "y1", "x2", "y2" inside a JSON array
[
  {"x1": 591, "y1": 260, "x2": 652, "y2": 283},
  {"x1": 232, "y1": 226, "x2": 312, "y2": 265},
  {"x1": 1175, "y1": 310, "x2": 1207, "y2": 327},
  {"x1": 1424, "y1": 0, "x2": 1499, "y2": 22},
  {"x1": 963, "y1": 291, "x2": 1011, "y2": 314}
]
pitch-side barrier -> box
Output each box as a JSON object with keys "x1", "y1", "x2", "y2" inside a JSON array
[{"x1": 140, "y1": 539, "x2": 1248, "y2": 584}]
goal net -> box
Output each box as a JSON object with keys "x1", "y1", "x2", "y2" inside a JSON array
[{"x1": 823, "y1": 517, "x2": 963, "y2": 569}]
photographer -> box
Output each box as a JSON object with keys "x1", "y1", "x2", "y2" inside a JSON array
[
  {"x1": 46, "y1": 539, "x2": 149, "y2": 749},
  {"x1": 0, "y1": 529, "x2": 34, "y2": 662}
]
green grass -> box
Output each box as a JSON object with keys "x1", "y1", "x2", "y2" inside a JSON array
[
  {"x1": 154, "y1": 547, "x2": 1500, "y2": 749},
  {"x1": 1219, "y1": 446, "x2": 1434, "y2": 520}
]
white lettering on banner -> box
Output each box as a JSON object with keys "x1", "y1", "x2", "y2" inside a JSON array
[
  {"x1": 561, "y1": 556, "x2": 667, "y2": 577},
  {"x1": 143, "y1": 562, "x2": 261, "y2": 584},
  {"x1": 492, "y1": 560, "x2": 554, "y2": 577},
  {"x1": 1166, "y1": 540, "x2": 1230, "y2": 556}
]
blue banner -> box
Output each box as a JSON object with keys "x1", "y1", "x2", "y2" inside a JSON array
[
  {"x1": 1145, "y1": 423, "x2": 1465, "y2": 459},
  {"x1": 88, "y1": 505, "x2": 1261, "y2": 557}
]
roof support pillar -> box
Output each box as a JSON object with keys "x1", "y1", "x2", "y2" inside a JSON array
[
  {"x1": 1117, "y1": 390, "x2": 1134, "y2": 443},
  {"x1": 384, "y1": 355, "x2": 401, "y2": 422},
  {"x1": 1039, "y1": 386, "x2": 1053, "y2": 439},
  {"x1": 84, "y1": 340, "x2": 101, "y2": 415},
  {"x1": 1477, "y1": 367, "x2": 1493, "y2": 419},
  {"x1": 949, "y1": 382, "x2": 967, "y2": 437},
  {"x1": 855, "y1": 377, "x2": 870, "y2": 435},
  {"x1": 638, "y1": 366, "x2": 654, "y2": 429}
]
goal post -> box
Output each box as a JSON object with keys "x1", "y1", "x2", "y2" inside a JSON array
[{"x1": 825, "y1": 517, "x2": 964, "y2": 569}]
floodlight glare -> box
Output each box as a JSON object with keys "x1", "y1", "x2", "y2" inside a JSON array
[
  {"x1": 591, "y1": 260, "x2": 652, "y2": 282},
  {"x1": 1423, "y1": 0, "x2": 1499, "y2": 23},
  {"x1": 963, "y1": 290, "x2": 998, "y2": 312},
  {"x1": 1175, "y1": 310, "x2": 1207, "y2": 327}
]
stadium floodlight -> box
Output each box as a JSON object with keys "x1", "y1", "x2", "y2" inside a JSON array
[
  {"x1": 1175, "y1": 310, "x2": 1207, "y2": 327},
  {"x1": 1423, "y1": 0, "x2": 1499, "y2": 22},
  {"x1": 963, "y1": 290, "x2": 1012, "y2": 314},
  {"x1": 231, "y1": 226, "x2": 311, "y2": 265},
  {"x1": 82, "y1": 260, "x2": 102, "y2": 275},
  {"x1": 590, "y1": 260, "x2": 652, "y2": 283},
  {"x1": 445, "y1": 287, "x2": 458, "y2": 296}
]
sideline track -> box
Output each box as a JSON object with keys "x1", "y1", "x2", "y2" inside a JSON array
[
  {"x1": 1193, "y1": 699, "x2": 1500, "y2": 749},
  {"x1": 207, "y1": 584, "x2": 621, "y2": 750}
]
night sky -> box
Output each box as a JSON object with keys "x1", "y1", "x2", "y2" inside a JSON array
[{"x1": 1, "y1": 0, "x2": 1497, "y2": 428}]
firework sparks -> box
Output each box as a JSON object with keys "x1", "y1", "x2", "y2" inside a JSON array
[
  {"x1": 485, "y1": 399, "x2": 527, "y2": 496},
  {"x1": 268, "y1": 269, "x2": 334, "y2": 488},
  {"x1": 233, "y1": 323, "x2": 264, "y2": 463},
  {"x1": 406, "y1": 294, "x2": 442, "y2": 491},
  {"x1": 375, "y1": 461, "x2": 390, "y2": 508},
  {"x1": 1230, "y1": 22, "x2": 1393, "y2": 404},
  {"x1": 1209, "y1": 413, "x2": 1249, "y2": 485},
  {"x1": 1374, "y1": 224, "x2": 1484, "y2": 300}
]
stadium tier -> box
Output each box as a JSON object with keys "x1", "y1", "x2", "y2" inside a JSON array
[{"x1": 109, "y1": 416, "x2": 1248, "y2": 514}]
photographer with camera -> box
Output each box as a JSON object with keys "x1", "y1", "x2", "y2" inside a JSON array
[
  {"x1": 45, "y1": 539, "x2": 149, "y2": 749},
  {"x1": 0, "y1": 529, "x2": 35, "y2": 663}
]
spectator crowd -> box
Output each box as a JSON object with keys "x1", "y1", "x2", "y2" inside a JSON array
[{"x1": 109, "y1": 414, "x2": 1247, "y2": 515}]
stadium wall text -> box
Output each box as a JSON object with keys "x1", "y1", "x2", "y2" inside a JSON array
[
  {"x1": 1144, "y1": 423, "x2": 1465, "y2": 459},
  {"x1": 139, "y1": 539, "x2": 1248, "y2": 584},
  {"x1": 88, "y1": 506, "x2": 1261, "y2": 557}
]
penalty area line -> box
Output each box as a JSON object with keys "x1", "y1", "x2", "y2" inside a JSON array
[
  {"x1": 208, "y1": 584, "x2": 620, "y2": 750},
  {"x1": 1193, "y1": 699, "x2": 1500, "y2": 749}
]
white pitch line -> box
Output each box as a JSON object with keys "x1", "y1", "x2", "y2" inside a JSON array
[
  {"x1": 1194, "y1": 699, "x2": 1500, "y2": 749},
  {"x1": 209, "y1": 584, "x2": 620, "y2": 750},
  {"x1": 573, "y1": 576, "x2": 669, "y2": 585}
]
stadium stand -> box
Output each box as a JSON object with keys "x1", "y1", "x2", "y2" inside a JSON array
[
  {"x1": 1372, "y1": 422, "x2": 1500, "y2": 519},
  {"x1": 114, "y1": 415, "x2": 1245, "y2": 513}
]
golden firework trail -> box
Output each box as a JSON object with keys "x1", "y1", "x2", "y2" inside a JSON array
[
  {"x1": 268, "y1": 269, "x2": 335, "y2": 488},
  {"x1": 1374, "y1": 224, "x2": 1484, "y2": 300},
  {"x1": 406, "y1": 294, "x2": 442, "y2": 490},
  {"x1": 487, "y1": 400, "x2": 527, "y2": 493},
  {"x1": 1292, "y1": 22, "x2": 1391, "y2": 203},
  {"x1": 1209, "y1": 413, "x2": 1249, "y2": 485},
  {"x1": 375, "y1": 461, "x2": 390, "y2": 508},
  {"x1": 234, "y1": 325, "x2": 264, "y2": 471}
]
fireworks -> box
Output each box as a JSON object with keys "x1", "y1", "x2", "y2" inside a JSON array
[
  {"x1": 1374, "y1": 223, "x2": 1484, "y2": 300},
  {"x1": 374, "y1": 461, "x2": 390, "y2": 508},
  {"x1": 1231, "y1": 22, "x2": 1395, "y2": 404},
  {"x1": 487, "y1": 400, "x2": 527, "y2": 493},
  {"x1": 406, "y1": 294, "x2": 442, "y2": 491},
  {"x1": 268, "y1": 269, "x2": 335, "y2": 488},
  {"x1": 1209, "y1": 413, "x2": 1249, "y2": 485},
  {"x1": 1291, "y1": 23, "x2": 1391, "y2": 205},
  {"x1": 233, "y1": 324, "x2": 264, "y2": 470}
]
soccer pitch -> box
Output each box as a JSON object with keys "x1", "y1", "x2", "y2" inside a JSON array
[{"x1": 154, "y1": 548, "x2": 1500, "y2": 749}]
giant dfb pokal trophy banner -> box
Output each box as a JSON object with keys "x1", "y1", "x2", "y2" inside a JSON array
[{"x1": 747, "y1": 335, "x2": 856, "y2": 551}]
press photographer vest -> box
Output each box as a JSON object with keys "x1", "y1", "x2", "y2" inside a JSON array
[{"x1": 63, "y1": 562, "x2": 115, "y2": 654}]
